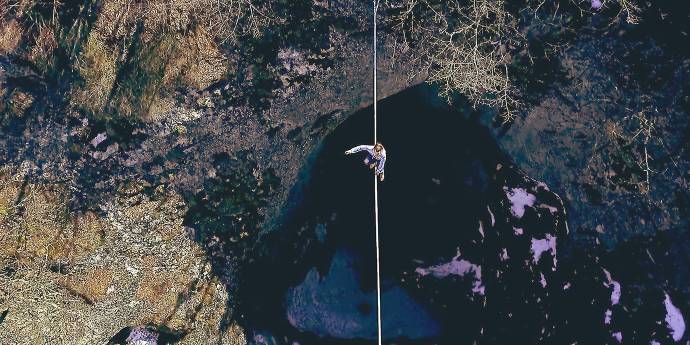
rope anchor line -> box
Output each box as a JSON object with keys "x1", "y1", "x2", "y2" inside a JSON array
[{"x1": 372, "y1": 1, "x2": 382, "y2": 345}]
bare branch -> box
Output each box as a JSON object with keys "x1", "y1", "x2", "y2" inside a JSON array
[{"x1": 389, "y1": 0, "x2": 521, "y2": 122}]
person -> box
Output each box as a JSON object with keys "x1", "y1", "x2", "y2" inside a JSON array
[{"x1": 345, "y1": 142, "x2": 386, "y2": 181}]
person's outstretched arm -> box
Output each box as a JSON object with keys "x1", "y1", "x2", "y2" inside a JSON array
[{"x1": 345, "y1": 145, "x2": 373, "y2": 155}]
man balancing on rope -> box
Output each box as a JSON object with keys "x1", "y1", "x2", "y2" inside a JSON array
[{"x1": 345, "y1": 143, "x2": 386, "y2": 181}]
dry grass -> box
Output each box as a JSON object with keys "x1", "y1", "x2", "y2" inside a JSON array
[
  {"x1": 141, "y1": 0, "x2": 271, "y2": 43},
  {"x1": 134, "y1": 266, "x2": 197, "y2": 324},
  {"x1": 0, "y1": 171, "x2": 241, "y2": 344},
  {"x1": 68, "y1": 0, "x2": 244, "y2": 119},
  {"x1": 70, "y1": 32, "x2": 120, "y2": 113},
  {"x1": 2, "y1": 0, "x2": 270, "y2": 120},
  {"x1": 69, "y1": 211, "x2": 107, "y2": 259},
  {"x1": 96, "y1": 0, "x2": 271, "y2": 43},
  {"x1": 135, "y1": 273, "x2": 176, "y2": 306},
  {"x1": 165, "y1": 27, "x2": 229, "y2": 90},
  {"x1": 0, "y1": 173, "x2": 107, "y2": 267},
  {"x1": 60, "y1": 268, "x2": 114, "y2": 304},
  {"x1": 0, "y1": 19, "x2": 22, "y2": 54},
  {"x1": 27, "y1": 22, "x2": 57, "y2": 68},
  {"x1": 0, "y1": 184, "x2": 17, "y2": 223},
  {"x1": 0, "y1": 183, "x2": 67, "y2": 264}
]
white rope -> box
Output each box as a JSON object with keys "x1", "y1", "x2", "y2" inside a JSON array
[{"x1": 372, "y1": 1, "x2": 382, "y2": 344}]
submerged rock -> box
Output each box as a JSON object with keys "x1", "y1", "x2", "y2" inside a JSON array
[
  {"x1": 664, "y1": 293, "x2": 686, "y2": 342},
  {"x1": 126, "y1": 326, "x2": 159, "y2": 345},
  {"x1": 416, "y1": 251, "x2": 484, "y2": 296},
  {"x1": 286, "y1": 249, "x2": 440, "y2": 340}
]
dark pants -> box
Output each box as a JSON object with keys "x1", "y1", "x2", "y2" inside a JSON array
[{"x1": 364, "y1": 154, "x2": 379, "y2": 169}]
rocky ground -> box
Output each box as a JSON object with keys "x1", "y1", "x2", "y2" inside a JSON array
[
  {"x1": 409, "y1": 163, "x2": 687, "y2": 344},
  {"x1": 0, "y1": 172, "x2": 245, "y2": 343},
  {"x1": 0, "y1": 0, "x2": 688, "y2": 344},
  {"x1": 496, "y1": 27, "x2": 690, "y2": 248},
  {"x1": 0, "y1": 0, "x2": 423, "y2": 343}
]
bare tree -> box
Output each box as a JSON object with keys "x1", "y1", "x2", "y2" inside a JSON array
[
  {"x1": 195, "y1": 0, "x2": 274, "y2": 42},
  {"x1": 614, "y1": 0, "x2": 642, "y2": 24},
  {"x1": 390, "y1": 0, "x2": 521, "y2": 122},
  {"x1": 130, "y1": 0, "x2": 273, "y2": 43}
]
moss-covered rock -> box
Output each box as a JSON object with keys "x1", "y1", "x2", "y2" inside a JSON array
[{"x1": 183, "y1": 152, "x2": 279, "y2": 277}]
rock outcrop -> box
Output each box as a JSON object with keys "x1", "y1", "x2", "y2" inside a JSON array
[
  {"x1": 0, "y1": 0, "x2": 424, "y2": 342},
  {"x1": 411, "y1": 164, "x2": 687, "y2": 344},
  {"x1": 0, "y1": 170, "x2": 245, "y2": 344},
  {"x1": 1, "y1": 0, "x2": 688, "y2": 343},
  {"x1": 286, "y1": 249, "x2": 440, "y2": 340}
]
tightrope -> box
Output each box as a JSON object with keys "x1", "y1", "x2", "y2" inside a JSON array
[{"x1": 372, "y1": 1, "x2": 382, "y2": 344}]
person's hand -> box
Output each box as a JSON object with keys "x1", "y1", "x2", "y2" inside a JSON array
[
  {"x1": 344, "y1": 150, "x2": 351, "y2": 155},
  {"x1": 379, "y1": 173, "x2": 384, "y2": 182}
]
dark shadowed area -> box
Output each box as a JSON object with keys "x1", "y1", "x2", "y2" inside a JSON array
[{"x1": 236, "y1": 86, "x2": 506, "y2": 344}]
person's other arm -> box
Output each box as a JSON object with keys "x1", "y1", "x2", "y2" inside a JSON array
[{"x1": 345, "y1": 145, "x2": 374, "y2": 155}]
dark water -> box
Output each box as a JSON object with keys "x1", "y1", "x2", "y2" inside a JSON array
[
  {"x1": 295, "y1": 85, "x2": 504, "y2": 283},
  {"x1": 237, "y1": 85, "x2": 507, "y2": 344},
  {"x1": 222, "y1": 82, "x2": 688, "y2": 344}
]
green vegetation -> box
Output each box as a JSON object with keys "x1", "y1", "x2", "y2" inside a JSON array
[{"x1": 183, "y1": 152, "x2": 279, "y2": 260}]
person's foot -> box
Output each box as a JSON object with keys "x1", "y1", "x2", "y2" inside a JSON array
[{"x1": 379, "y1": 174, "x2": 384, "y2": 182}]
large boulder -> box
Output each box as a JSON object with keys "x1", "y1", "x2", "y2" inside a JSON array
[{"x1": 411, "y1": 164, "x2": 687, "y2": 344}]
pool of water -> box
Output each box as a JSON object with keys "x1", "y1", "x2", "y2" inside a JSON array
[{"x1": 237, "y1": 85, "x2": 508, "y2": 344}]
